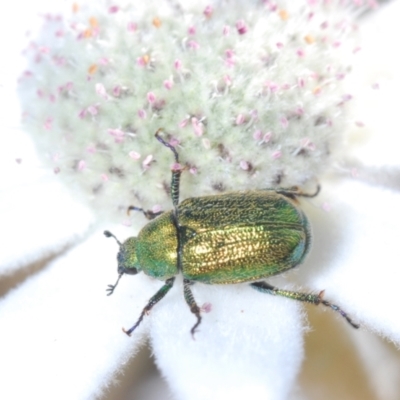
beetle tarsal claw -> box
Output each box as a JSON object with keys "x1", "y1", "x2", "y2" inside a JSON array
[
  {"x1": 106, "y1": 285, "x2": 116, "y2": 296},
  {"x1": 122, "y1": 327, "x2": 132, "y2": 337}
]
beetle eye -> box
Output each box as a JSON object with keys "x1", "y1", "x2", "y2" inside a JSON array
[{"x1": 122, "y1": 268, "x2": 138, "y2": 275}]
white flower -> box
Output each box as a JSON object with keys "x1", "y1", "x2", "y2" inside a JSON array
[{"x1": 1, "y1": 1, "x2": 400, "y2": 400}]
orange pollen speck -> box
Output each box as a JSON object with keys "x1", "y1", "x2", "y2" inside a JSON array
[
  {"x1": 83, "y1": 28, "x2": 93, "y2": 38},
  {"x1": 152, "y1": 17, "x2": 162, "y2": 28},
  {"x1": 88, "y1": 64, "x2": 98, "y2": 74},
  {"x1": 278, "y1": 10, "x2": 289, "y2": 21},
  {"x1": 142, "y1": 54, "x2": 150, "y2": 64},
  {"x1": 304, "y1": 35, "x2": 315, "y2": 44},
  {"x1": 89, "y1": 17, "x2": 99, "y2": 28},
  {"x1": 313, "y1": 86, "x2": 321, "y2": 95},
  {"x1": 72, "y1": 3, "x2": 79, "y2": 13}
]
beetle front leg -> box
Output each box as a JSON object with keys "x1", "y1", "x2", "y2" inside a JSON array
[
  {"x1": 127, "y1": 205, "x2": 163, "y2": 220},
  {"x1": 250, "y1": 281, "x2": 359, "y2": 329},
  {"x1": 183, "y1": 279, "x2": 202, "y2": 338},
  {"x1": 123, "y1": 277, "x2": 175, "y2": 336}
]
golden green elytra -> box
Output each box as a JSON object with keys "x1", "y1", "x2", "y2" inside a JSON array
[{"x1": 105, "y1": 130, "x2": 358, "y2": 336}]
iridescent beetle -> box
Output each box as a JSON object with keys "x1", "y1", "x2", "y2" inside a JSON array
[{"x1": 105, "y1": 130, "x2": 358, "y2": 336}]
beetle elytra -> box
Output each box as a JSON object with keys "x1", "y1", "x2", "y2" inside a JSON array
[{"x1": 105, "y1": 130, "x2": 359, "y2": 336}]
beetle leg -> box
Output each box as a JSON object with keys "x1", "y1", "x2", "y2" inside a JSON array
[
  {"x1": 127, "y1": 205, "x2": 163, "y2": 220},
  {"x1": 155, "y1": 129, "x2": 182, "y2": 208},
  {"x1": 250, "y1": 281, "x2": 359, "y2": 329},
  {"x1": 276, "y1": 184, "x2": 321, "y2": 199},
  {"x1": 183, "y1": 279, "x2": 202, "y2": 338},
  {"x1": 123, "y1": 277, "x2": 175, "y2": 336}
]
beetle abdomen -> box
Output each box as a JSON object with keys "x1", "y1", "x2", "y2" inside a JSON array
[{"x1": 178, "y1": 191, "x2": 310, "y2": 284}]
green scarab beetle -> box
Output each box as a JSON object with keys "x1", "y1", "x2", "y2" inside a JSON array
[{"x1": 105, "y1": 130, "x2": 358, "y2": 336}]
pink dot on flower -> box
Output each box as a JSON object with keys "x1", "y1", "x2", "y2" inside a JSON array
[
  {"x1": 225, "y1": 49, "x2": 234, "y2": 59},
  {"x1": 192, "y1": 117, "x2": 204, "y2": 136},
  {"x1": 142, "y1": 155, "x2": 153, "y2": 169},
  {"x1": 297, "y1": 49, "x2": 305, "y2": 57},
  {"x1": 188, "y1": 26, "x2": 196, "y2": 35},
  {"x1": 332, "y1": 41, "x2": 341, "y2": 48},
  {"x1": 203, "y1": 5, "x2": 213, "y2": 18},
  {"x1": 87, "y1": 145, "x2": 96, "y2": 154},
  {"x1": 188, "y1": 40, "x2": 200, "y2": 50},
  {"x1": 236, "y1": 114, "x2": 245, "y2": 125},
  {"x1": 127, "y1": 22, "x2": 137, "y2": 32},
  {"x1": 164, "y1": 79, "x2": 173, "y2": 90},
  {"x1": 240, "y1": 160, "x2": 250, "y2": 170},
  {"x1": 172, "y1": 162, "x2": 183, "y2": 172},
  {"x1": 95, "y1": 83, "x2": 108, "y2": 99},
  {"x1": 179, "y1": 118, "x2": 189, "y2": 128},
  {"x1": 224, "y1": 75, "x2": 232, "y2": 86},
  {"x1": 78, "y1": 160, "x2": 86, "y2": 171},
  {"x1": 189, "y1": 166, "x2": 198, "y2": 175},
  {"x1": 372, "y1": 82, "x2": 380, "y2": 90},
  {"x1": 78, "y1": 109, "x2": 87, "y2": 118},
  {"x1": 101, "y1": 174, "x2": 109, "y2": 182},
  {"x1": 355, "y1": 121, "x2": 365, "y2": 127},
  {"x1": 223, "y1": 25, "x2": 230, "y2": 35},
  {"x1": 276, "y1": 42, "x2": 284, "y2": 49},
  {"x1": 263, "y1": 132, "x2": 272, "y2": 142},
  {"x1": 49, "y1": 94, "x2": 56, "y2": 103},
  {"x1": 108, "y1": 128, "x2": 125, "y2": 143},
  {"x1": 65, "y1": 81, "x2": 73, "y2": 90},
  {"x1": 44, "y1": 117, "x2": 52, "y2": 130},
  {"x1": 147, "y1": 92, "x2": 156, "y2": 103},
  {"x1": 236, "y1": 20, "x2": 248, "y2": 35},
  {"x1": 152, "y1": 204, "x2": 162, "y2": 213},
  {"x1": 108, "y1": 6, "x2": 119, "y2": 13},
  {"x1": 87, "y1": 105, "x2": 98, "y2": 115},
  {"x1": 280, "y1": 117, "x2": 289, "y2": 129},
  {"x1": 272, "y1": 150, "x2": 281, "y2": 159},
  {"x1": 253, "y1": 130, "x2": 262, "y2": 141},
  {"x1": 321, "y1": 202, "x2": 331, "y2": 212},
  {"x1": 174, "y1": 59, "x2": 182, "y2": 70},
  {"x1": 54, "y1": 167, "x2": 60, "y2": 174},
  {"x1": 201, "y1": 302, "x2": 212, "y2": 313},
  {"x1": 138, "y1": 109, "x2": 147, "y2": 119},
  {"x1": 113, "y1": 85, "x2": 121, "y2": 97},
  {"x1": 129, "y1": 151, "x2": 141, "y2": 160}
]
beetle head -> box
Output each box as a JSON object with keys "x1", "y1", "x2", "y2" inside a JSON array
[
  {"x1": 104, "y1": 230, "x2": 141, "y2": 296},
  {"x1": 117, "y1": 237, "x2": 141, "y2": 275}
]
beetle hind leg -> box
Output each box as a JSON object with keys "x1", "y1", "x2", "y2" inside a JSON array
[
  {"x1": 250, "y1": 281, "x2": 359, "y2": 329},
  {"x1": 123, "y1": 277, "x2": 175, "y2": 336},
  {"x1": 183, "y1": 279, "x2": 202, "y2": 338}
]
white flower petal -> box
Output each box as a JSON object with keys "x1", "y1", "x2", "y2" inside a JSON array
[
  {"x1": 299, "y1": 179, "x2": 400, "y2": 344},
  {"x1": 0, "y1": 231, "x2": 156, "y2": 400},
  {"x1": 150, "y1": 278, "x2": 306, "y2": 400},
  {"x1": 0, "y1": 133, "x2": 94, "y2": 273}
]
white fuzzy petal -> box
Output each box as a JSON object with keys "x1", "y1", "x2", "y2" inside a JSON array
[
  {"x1": 150, "y1": 277, "x2": 306, "y2": 400},
  {"x1": 299, "y1": 179, "x2": 400, "y2": 345},
  {"x1": 0, "y1": 133, "x2": 94, "y2": 273},
  {"x1": 0, "y1": 231, "x2": 156, "y2": 400}
]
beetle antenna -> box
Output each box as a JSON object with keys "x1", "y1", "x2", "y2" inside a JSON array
[{"x1": 104, "y1": 230, "x2": 122, "y2": 246}]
